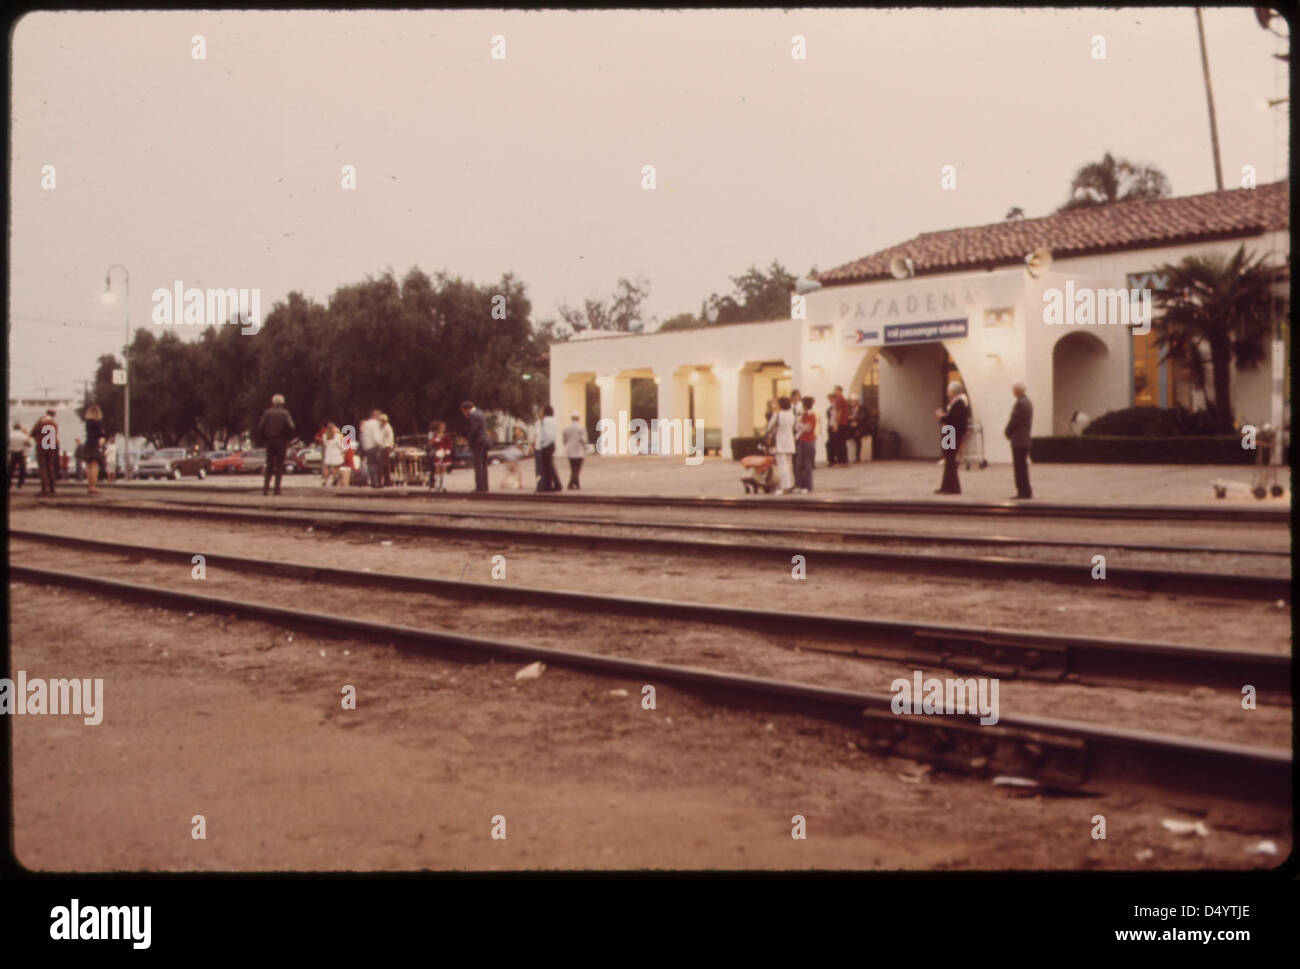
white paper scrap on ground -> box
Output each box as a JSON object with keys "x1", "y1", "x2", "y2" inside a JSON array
[{"x1": 515, "y1": 661, "x2": 546, "y2": 681}]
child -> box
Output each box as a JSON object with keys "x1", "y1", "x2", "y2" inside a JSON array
[
  {"x1": 501, "y1": 442, "x2": 524, "y2": 489},
  {"x1": 428, "y1": 421, "x2": 453, "y2": 492}
]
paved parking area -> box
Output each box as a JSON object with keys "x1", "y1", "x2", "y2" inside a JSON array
[{"x1": 92, "y1": 455, "x2": 1292, "y2": 508}]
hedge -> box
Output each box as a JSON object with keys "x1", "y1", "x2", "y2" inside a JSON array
[
  {"x1": 1082, "y1": 405, "x2": 1228, "y2": 437},
  {"x1": 1031, "y1": 436, "x2": 1257, "y2": 464}
]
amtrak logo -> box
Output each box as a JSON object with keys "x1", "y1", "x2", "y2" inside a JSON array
[{"x1": 845, "y1": 328, "x2": 879, "y2": 345}]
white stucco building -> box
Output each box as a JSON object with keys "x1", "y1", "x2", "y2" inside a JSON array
[{"x1": 551, "y1": 181, "x2": 1289, "y2": 461}]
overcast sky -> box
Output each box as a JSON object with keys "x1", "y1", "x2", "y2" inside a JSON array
[{"x1": 8, "y1": 7, "x2": 1287, "y2": 399}]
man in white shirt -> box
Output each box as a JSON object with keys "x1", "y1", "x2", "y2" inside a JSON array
[
  {"x1": 8, "y1": 423, "x2": 31, "y2": 490},
  {"x1": 378, "y1": 413, "x2": 395, "y2": 486},
  {"x1": 359, "y1": 410, "x2": 383, "y2": 488},
  {"x1": 536, "y1": 405, "x2": 560, "y2": 492},
  {"x1": 561, "y1": 411, "x2": 588, "y2": 490}
]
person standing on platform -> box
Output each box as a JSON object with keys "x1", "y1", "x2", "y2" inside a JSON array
[
  {"x1": 766, "y1": 395, "x2": 796, "y2": 494},
  {"x1": 321, "y1": 423, "x2": 345, "y2": 487},
  {"x1": 794, "y1": 396, "x2": 817, "y2": 493},
  {"x1": 831, "y1": 386, "x2": 851, "y2": 466},
  {"x1": 257, "y1": 393, "x2": 296, "y2": 496},
  {"x1": 8, "y1": 423, "x2": 30, "y2": 490},
  {"x1": 31, "y1": 410, "x2": 60, "y2": 497},
  {"x1": 427, "y1": 420, "x2": 453, "y2": 492},
  {"x1": 378, "y1": 413, "x2": 395, "y2": 487},
  {"x1": 359, "y1": 410, "x2": 382, "y2": 488},
  {"x1": 562, "y1": 411, "x2": 588, "y2": 490},
  {"x1": 500, "y1": 442, "x2": 524, "y2": 489},
  {"x1": 536, "y1": 405, "x2": 561, "y2": 492},
  {"x1": 339, "y1": 431, "x2": 356, "y2": 489},
  {"x1": 83, "y1": 404, "x2": 106, "y2": 495},
  {"x1": 103, "y1": 437, "x2": 118, "y2": 482},
  {"x1": 461, "y1": 400, "x2": 490, "y2": 493},
  {"x1": 934, "y1": 381, "x2": 969, "y2": 495},
  {"x1": 1004, "y1": 382, "x2": 1034, "y2": 500},
  {"x1": 848, "y1": 400, "x2": 865, "y2": 463}
]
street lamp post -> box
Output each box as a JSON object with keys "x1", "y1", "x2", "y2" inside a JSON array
[{"x1": 103, "y1": 265, "x2": 130, "y2": 479}]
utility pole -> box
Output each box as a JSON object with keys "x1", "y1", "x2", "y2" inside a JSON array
[
  {"x1": 104, "y1": 265, "x2": 130, "y2": 478},
  {"x1": 1195, "y1": 8, "x2": 1225, "y2": 191}
]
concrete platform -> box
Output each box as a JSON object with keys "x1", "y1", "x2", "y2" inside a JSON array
[{"x1": 86, "y1": 456, "x2": 1293, "y2": 509}]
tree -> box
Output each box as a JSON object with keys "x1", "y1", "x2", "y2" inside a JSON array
[
  {"x1": 556, "y1": 277, "x2": 650, "y2": 335},
  {"x1": 706, "y1": 261, "x2": 801, "y2": 324},
  {"x1": 1151, "y1": 245, "x2": 1279, "y2": 429},
  {"x1": 89, "y1": 354, "x2": 124, "y2": 437},
  {"x1": 1057, "y1": 152, "x2": 1171, "y2": 212},
  {"x1": 89, "y1": 266, "x2": 549, "y2": 447},
  {"x1": 657, "y1": 312, "x2": 707, "y2": 332}
]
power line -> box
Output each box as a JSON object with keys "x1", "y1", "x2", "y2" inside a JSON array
[{"x1": 10, "y1": 313, "x2": 125, "y2": 332}]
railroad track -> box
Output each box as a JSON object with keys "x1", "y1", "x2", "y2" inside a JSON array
[
  {"x1": 9, "y1": 529, "x2": 1290, "y2": 701},
  {"x1": 102, "y1": 479, "x2": 1292, "y2": 523},
  {"x1": 9, "y1": 562, "x2": 1290, "y2": 807},
  {"x1": 133, "y1": 494, "x2": 1293, "y2": 559},
  {"x1": 41, "y1": 497, "x2": 1293, "y2": 602}
]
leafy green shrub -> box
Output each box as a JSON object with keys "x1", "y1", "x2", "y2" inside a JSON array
[
  {"x1": 1082, "y1": 406, "x2": 1228, "y2": 437},
  {"x1": 1031, "y1": 436, "x2": 1253, "y2": 463}
]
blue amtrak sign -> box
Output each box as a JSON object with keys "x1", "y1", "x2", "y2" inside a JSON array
[{"x1": 843, "y1": 318, "x2": 967, "y2": 347}]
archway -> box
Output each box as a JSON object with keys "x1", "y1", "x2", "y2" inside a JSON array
[
  {"x1": 870, "y1": 342, "x2": 969, "y2": 458},
  {"x1": 1052, "y1": 331, "x2": 1110, "y2": 435}
]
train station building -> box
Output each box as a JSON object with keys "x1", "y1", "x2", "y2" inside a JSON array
[{"x1": 550, "y1": 181, "x2": 1289, "y2": 462}]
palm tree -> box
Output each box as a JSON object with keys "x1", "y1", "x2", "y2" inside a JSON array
[
  {"x1": 1150, "y1": 245, "x2": 1279, "y2": 429},
  {"x1": 1058, "y1": 152, "x2": 1171, "y2": 212}
]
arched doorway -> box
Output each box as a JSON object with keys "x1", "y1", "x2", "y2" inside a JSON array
[{"x1": 1052, "y1": 331, "x2": 1110, "y2": 435}]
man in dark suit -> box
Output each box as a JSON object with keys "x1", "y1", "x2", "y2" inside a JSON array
[
  {"x1": 461, "y1": 400, "x2": 489, "y2": 492},
  {"x1": 257, "y1": 393, "x2": 296, "y2": 496},
  {"x1": 1004, "y1": 382, "x2": 1033, "y2": 499},
  {"x1": 934, "y1": 380, "x2": 969, "y2": 495}
]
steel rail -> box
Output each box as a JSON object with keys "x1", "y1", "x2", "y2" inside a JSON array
[
  {"x1": 138, "y1": 495, "x2": 1292, "y2": 559},
  {"x1": 10, "y1": 563, "x2": 1290, "y2": 806},
  {"x1": 10, "y1": 528, "x2": 1291, "y2": 701},
  {"x1": 45, "y1": 498, "x2": 1294, "y2": 602}
]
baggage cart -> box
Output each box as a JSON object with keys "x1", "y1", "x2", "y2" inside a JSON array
[{"x1": 960, "y1": 421, "x2": 988, "y2": 470}]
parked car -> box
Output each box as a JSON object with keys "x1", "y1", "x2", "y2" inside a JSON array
[
  {"x1": 207, "y1": 450, "x2": 245, "y2": 474},
  {"x1": 136, "y1": 448, "x2": 210, "y2": 480},
  {"x1": 240, "y1": 448, "x2": 267, "y2": 474},
  {"x1": 284, "y1": 445, "x2": 322, "y2": 474},
  {"x1": 450, "y1": 440, "x2": 514, "y2": 468}
]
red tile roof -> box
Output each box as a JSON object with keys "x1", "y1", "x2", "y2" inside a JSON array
[{"x1": 815, "y1": 180, "x2": 1290, "y2": 286}]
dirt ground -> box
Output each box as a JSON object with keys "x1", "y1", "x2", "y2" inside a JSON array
[
  {"x1": 8, "y1": 583, "x2": 1290, "y2": 871},
  {"x1": 8, "y1": 535, "x2": 1290, "y2": 748},
  {"x1": 8, "y1": 490, "x2": 1292, "y2": 871}
]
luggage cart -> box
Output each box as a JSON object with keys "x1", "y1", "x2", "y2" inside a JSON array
[
  {"x1": 960, "y1": 421, "x2": 988, "y2": 470},
  {"x1": 1211, "y1": 424, "x2": 1285, "y2": 499}
]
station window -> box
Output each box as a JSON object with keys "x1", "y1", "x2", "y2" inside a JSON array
[
  {"x1": 1132, "y1": 329, "x2": 1196, "y2": 409},
  {"x1": 1133, "y1": 329, "x2": 1160, "y2": 407}
]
